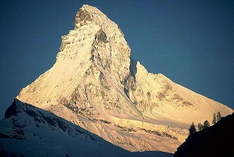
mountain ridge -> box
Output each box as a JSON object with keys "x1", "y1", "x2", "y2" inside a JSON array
[{"x1": 11, "y1": 4, "x2": 233, "y2": 153}]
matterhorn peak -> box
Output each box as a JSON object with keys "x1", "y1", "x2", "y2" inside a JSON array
[
  {"x1": 75, "y1": 4, "x2": 104, "y2": 25},
  {"x1": 73, "y1": 4, "x2": 127, "y2": 46},
  {"x1": 74, "y1": 4, "x2": 108, "y2": 28},
  {"x1": 15, "y1": 5, "x2": 233, "y2": 154},
  {"x1": 80, "y1": 4, "x2": 102, "y2": 14},
  {"x1": 57, "y1": 4, "x2": 131, "y2": 81},
  {"x1": 74, "y1": 4, "x2": 119, "y2": 32}
]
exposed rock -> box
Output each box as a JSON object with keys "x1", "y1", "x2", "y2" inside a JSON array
[{"x1": 95, "y1": 29, "x2": 107, "y2": 43}]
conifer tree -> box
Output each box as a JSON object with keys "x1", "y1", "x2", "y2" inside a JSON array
[
  {"x1": 217, "y1": 111, "x2": 222, "y2": 122},
  {"x1": 189, "y1": 122, "x2": 196, "y2": 135},
  {"x1": 197, "y1": 123, "x2": 204, "y2": 131},
  {"x1": 212, "y1": 113, "x2": 217, "y2": 124},
  {"x1": 203, "y1": 120, "x2": 210, "y2": 129}
]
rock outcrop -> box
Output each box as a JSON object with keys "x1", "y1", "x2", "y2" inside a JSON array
[{"x1": 15, "y1": 5, "x2": 233, "y2": 153}]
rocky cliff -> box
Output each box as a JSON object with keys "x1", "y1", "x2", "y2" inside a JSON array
[{"x1": 15, "y1": 5, "x2": 233, "y2": 153}]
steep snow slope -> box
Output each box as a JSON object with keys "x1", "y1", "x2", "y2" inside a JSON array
[
  {"x1": 129, "y1": 63, "x2": 232, "y2": 124},
  {"x1": 15, "y1": 4, "x2": 233, "y2": 153}
]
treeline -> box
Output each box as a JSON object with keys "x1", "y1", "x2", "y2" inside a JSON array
[{"x1": 189, "y1": 111, "x2": 222, "y2": 135}]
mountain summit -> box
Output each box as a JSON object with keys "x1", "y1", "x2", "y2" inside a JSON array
[{"x1": 11, "y1": 4, "x2": 232, "y2": 153}]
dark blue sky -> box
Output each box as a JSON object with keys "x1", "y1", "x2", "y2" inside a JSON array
[{"x1": 0, "y1": 0, "x2": 234, "y2": 118}]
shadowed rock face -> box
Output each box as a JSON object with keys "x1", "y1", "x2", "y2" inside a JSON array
[
  {"x1": 174, "y1": 113, "x2": 234, "y2": 157},
  {"x1": 15, "y1": 4, "x2": 232, "y2": 153},
  {"x1": 95, "y1": 29, "x2": 107, "y2": 43}
]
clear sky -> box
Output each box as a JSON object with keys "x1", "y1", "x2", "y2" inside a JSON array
[{"x1": 0, "y1": 0, "x2": 234, "y2": 118}]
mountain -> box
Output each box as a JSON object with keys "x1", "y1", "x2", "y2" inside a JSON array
[
  {"x1": 3, "y1": 4, "x2": 233, "y2": 154},
  {"x1": 0, "y1": 99, "x2": 172, "y2": 157},
  {"x1": 174, "y1": 113, "x2": 234, "y2": 157}
]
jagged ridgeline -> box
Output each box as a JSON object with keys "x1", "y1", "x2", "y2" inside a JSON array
[{"x1": 12, "y1": 4, "x2": 233, "y2": 153}]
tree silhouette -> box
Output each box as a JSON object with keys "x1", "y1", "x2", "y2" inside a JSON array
[
  {"x1": 189, "y1": 122, "x2": 196, "y2": 135},
  {"x1": 197, "y1": 123, "x2": 204, "y2": 131},
  {"x1": 212, "y1": 113, "x2": 217, "y2": 124},
  {"x1": 217, "y1": 112, "x2": 222, "y2": 122},
  {"x1": 203, "y1": 120, "x2": 210, "y2": 129}
]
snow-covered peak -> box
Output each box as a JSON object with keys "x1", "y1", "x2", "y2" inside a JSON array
[
  {"x1": 57, "y1": 4, "x2": 130, "y2": 71},
  {"x1": 74, "y1": 4, "x2": 118, "y2": 32},
  {"x1": 15, "y1": 4, "x2": 233, "y2": 154},
  {"x1": 81, "y1": 4, "x2": 102, "y2": 14},
  {"x1": 74, "y1": 4, "x2": 127, "y2": 43},
  {"x1": 55, "y1": 4, "x2": 132, "y2": 85}
]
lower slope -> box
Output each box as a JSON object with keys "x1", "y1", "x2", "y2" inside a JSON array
[{"x1": 0, "y1": 99, "x2": 172, "y2": 157}]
